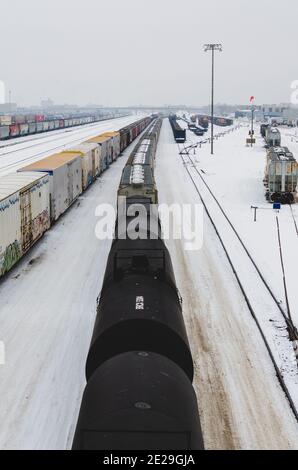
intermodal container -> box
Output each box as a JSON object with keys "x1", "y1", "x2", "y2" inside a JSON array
[
  {"x1": 19, "y1": 152, "x2": 83, "y2": 221},
  {"x1": 67, "y1": 142, "x2": 100, "y2": 184},
  {"x1": 86, "y1": 135, "x2": 111, "y2": 172},
  {"x1": 100, "y1": 131, "x2": 120, "y2": 160},
  {"x1": 0, "y1": 172, "x2": 50, "y2": 277}
]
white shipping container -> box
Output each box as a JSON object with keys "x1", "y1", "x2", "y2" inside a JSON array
[
  {"x1": 0, "y1": 172, "x2": 50, "y2": 276},
  {"x1": 19, "y1": 152, "x2": 83, "y2": 221},
  {"x1": 68, "y1": 142, "x2": 100, "y2": 182},
  {"x1": 86, "y1": 135, "x2": 111, "y2": 172},
  {"x1": 101, "y1": 132, "x2": 121, "y2": 161}
]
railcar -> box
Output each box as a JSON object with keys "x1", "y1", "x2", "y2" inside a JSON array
[
  {"x1": 260, "y1": 123, "x2": 269, "y2": 138},
  {"x1": 72, "y1": 118, "x2": 204, "y2": 450},
  {"x1": 73, "y1": 352, "x2": 204, "y2": 450}
]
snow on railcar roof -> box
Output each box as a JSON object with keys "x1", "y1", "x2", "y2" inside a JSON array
[
  {"x1": 0, "y1": 172, "x2": 49, "y2": 201},
  {"x1": 18, "y1": 152, "x2": 82, "y2": 171},
  {"x1": 268, "y1": 146, "x2": 296, "y2": 162}
]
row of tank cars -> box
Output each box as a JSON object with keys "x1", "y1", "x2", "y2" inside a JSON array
[
  {"x1": 260, "y1": 124, "x2": 298, "y2": 203},
  {"x1": 0, "y1": 112, "x2": 116, "y2": 140},
  {"x1": 0, "y1": 117, "x2": 151, "y2": 279},
  {"x1": 72, "y1": 117, "x2": 204, "y2": 450}
]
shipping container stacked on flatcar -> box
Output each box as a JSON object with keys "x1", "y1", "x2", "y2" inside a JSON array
[
  {"x1": 0, "y1": 116, "x2": 152, "y2": 279},
  {"x1": 168, "y1": 114, "x2": 186, "y2": 143},
  {"x1": 19, "y1": 152, "x2": 83, "y2": 222},
  {"x1": 0, "y1": 172, "x2": 50, "y2": 276},
  {"x1": 72, "y1": 118, "x2": 204, "y2": 450},
  {"x1": 86, "y1": 135, "x2": 111, "y2": 172}
]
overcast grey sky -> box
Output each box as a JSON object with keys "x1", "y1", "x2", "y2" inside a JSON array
[{"x1": 1, "y1": 0, "x2": 297, "y2": 107}]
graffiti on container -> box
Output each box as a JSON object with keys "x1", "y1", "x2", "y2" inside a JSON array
[
  {"x1": 32, "y1": 210, "x2": 50, "y2": 241},
  {"x1": 0, "y1": 240, "x2": 21, "y2": 275}
]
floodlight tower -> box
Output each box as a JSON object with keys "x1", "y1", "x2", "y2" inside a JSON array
[{"x1": 203, "y1": 43, "x2": 223, "y2": 155}]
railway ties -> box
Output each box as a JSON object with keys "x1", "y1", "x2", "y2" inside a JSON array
[{"x1": 177, "y1": 143, "x2": 298, "y2": 423}]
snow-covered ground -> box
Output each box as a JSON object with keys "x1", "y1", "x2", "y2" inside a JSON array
[
  {"x1": 0, "y1": 114, "x2": 146, "y2": 177},
  {"x1": 155, "y1": 119, "x2": 298, "y2": 449},
  {"x1": 1, "y1": 117, "x2": 298, "y2": 449}
]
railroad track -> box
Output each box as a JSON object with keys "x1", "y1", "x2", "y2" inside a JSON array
[
  {"x1": 0, "y1": 123, "x2": 122, "y2": 176},
  {"x1": 177, "y1": 142, "x2": 298, "y2": 423},
  {"x1": 0, "y1": 126, "x2": 94, "y2": 155},
  {"x1": 289, "y1": 204, "x2": 298, "y2": 237}
]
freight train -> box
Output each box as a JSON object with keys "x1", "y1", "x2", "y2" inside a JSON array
[
  {"x1": 264, "y1": 146, "x2": 298, "y2": 204},
  {"x1": 0, "y1": 113, "x2": 122, "y2": 140},
  {"x1": 72, "y1": 118, "x2": 204, "y2": 450},
  {"x1": 260, "y1": 123, "x2": 282, "y2": 147},
  {"x1": 195, "y1": 114, "x2": 233, "y2": 127},
  {"x1": 168, "y1": 115, "x2": 186, "y2": 143},
  {"x1": 0, "y1": 117, "x2": 151, "y2": 279}
]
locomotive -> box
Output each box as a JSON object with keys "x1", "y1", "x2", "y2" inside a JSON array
[{"x1": 72, "y1": 118, "x2": 204, "y2": 450}]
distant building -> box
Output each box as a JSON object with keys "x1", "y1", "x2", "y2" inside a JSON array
[
  {"x1": 261, "y1": 104, "x2": 289, "y2": 117},
  {"x1": 41, "y1": 98, "x2": 54, "y2": 108},
  {"x1": 0, "y1": 81, "x2": 5, "y2": 104}
]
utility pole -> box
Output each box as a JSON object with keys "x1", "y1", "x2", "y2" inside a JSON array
[
  {"x1": 251, "y1": 105, "x2": 254, "y2": 147},
  {"x1": 204, "y1": 43, "x2": 222, "y2": 155}
]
